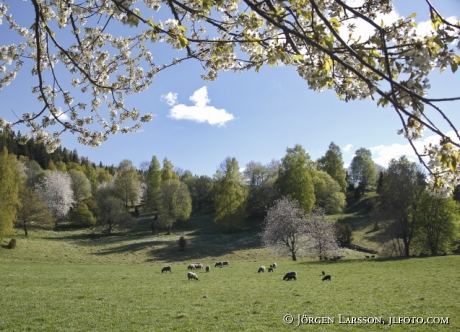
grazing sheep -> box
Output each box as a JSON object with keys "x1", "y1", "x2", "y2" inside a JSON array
[
  {"x1": 195, "y1": 263, "x2": 204, "y2": 269},
  {"x1": 272, "y1": 263, "x2": 277, "y2": 268},
  {"x1": 188, "y1": 264, "x2": 196, "y2": 270},
  {"x1": 258, "y1": 266, "x2": 266, "y2": 273},
  {"x1": 161, "y1": 266, "x2": 172, "y2": 273},
  {"x1": 322, "y1": 275, "x2": 331, "y2": 281},
  {"x1": 268, "y1": 267, "x2": 274, "y2": 272},
  {"x1": 187, "y1": 272, "x2": 199, "y2": 280},
  {"x1": 205, "y1": 266, "x2": 210, "y2": 272},
  {"x1": 322, "y1": 271, "x2": 325, "y2": 276},
  {"x1": 215, "y1": 261, "x2": 223, "y2": 268},
  {"x1": 222, "y1": 261, "x2": 229, "y2": 267},
  {"x1": 283, "y1": 271, "x2": 297, "y2": 281}
]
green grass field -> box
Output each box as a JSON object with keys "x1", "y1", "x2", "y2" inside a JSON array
[{"x1": 1, "y1": 207, "x2": 459, "y2": 331}]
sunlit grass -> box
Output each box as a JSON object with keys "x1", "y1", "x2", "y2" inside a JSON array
[{"x1": 1, "y1": 257, "x2": 459, "y2": 331}]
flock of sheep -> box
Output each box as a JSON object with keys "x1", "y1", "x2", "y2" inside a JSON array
[{"x1": 160, "y1": 261, "x2": 331, "y2": 282}]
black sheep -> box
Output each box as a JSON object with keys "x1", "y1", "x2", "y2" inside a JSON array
[{"x1": 283, "y1": 271, "x2": 297, "y2": 281}]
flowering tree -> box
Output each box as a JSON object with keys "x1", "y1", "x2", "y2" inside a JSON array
[
  {"x1": 261, "y1": 196, "x2": 309, "y2": 261},
  {"x1": 0, "y1": 0, "x2": 459, "y2": 195},
  {"x1": 304, "y1": 208, "x2": 339, "y2": 259},
  {"x1": 35, "y1": 170, "x2": 76, "y2": 226}
]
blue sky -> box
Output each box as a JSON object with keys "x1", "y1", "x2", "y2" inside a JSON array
[{"x1": 0, "y1": 0, "x2": 459, "y2": 176}]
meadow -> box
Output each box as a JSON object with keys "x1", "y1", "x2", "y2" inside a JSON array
[{"x1": 1, "y1": 210, "x2": 459, "y2": 331}]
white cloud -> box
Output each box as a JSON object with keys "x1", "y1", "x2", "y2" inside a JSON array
[
  {"x1": 370, "y1": 131, "x2": 459, "y2": 167},
  {"x1": 161, "y1": 92, "x2": 178, "y2": 106},
  {"x1": 343, "y1": 144, "x2": 353, "y2": 152},
  {"x1": 167, "y1": 87, "x2": 235, "y2": 127}
]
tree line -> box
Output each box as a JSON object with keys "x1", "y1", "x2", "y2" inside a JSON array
[{"x1": 1, "y1": 133, "x2": 458, "y2": 259}]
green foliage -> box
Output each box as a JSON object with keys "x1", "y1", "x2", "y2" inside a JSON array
[
  {"x1": 7, "y1": 238, "x2": 17, "y2": 249},
  {"x1": 146, "y1": 156, "x2": 162, "y2": 208},
  {"x1": 312, "y1": 170, "x2": 346, "y2": 214},
  {"x1": 96, "y1": 195, "x2": 136, "y2": 235},
  {"x1": 378, "y1": 156, "x2": 425, "y2": 256},
  {"x1": 184, "y1": 175, "x2": 214, "y2": 212},
  {"x1": 349, "y1": 147, "x2": 377, "y2": 192},
  {"x1": 413, "y1": 192, "x2": 458, "y2": 255},
  {"x1": 157, "y1": 179, "x2": 192, "y2": 234},
  {"x1": 317, "y1": 142, "x2": 347, "y2": 193},
  {"x1": 213, "y1": 157, "x2": 248, "y2": 232},
  {"x1": 161, "y1": 158, "x2": 179, "y2": 182},
  {"x1": 0, "y1": 147, "x2": 22, "y2": 238},
  {"x1": 244, "y1": 160, "x2": 279, "y2": 217},
  {"x1": 69, "y1": 169, "x2": 92, "y2": 202},
  {"x1": 275, "y1": 145, "x2": 315, "y2": 213},
  {"x1": 114, "y1": 159, "x2": 139, "y2": 209},
  {"x1": 16, "y1": 185, "x2": 53, "y2": 236},
  {"x1": 70, "y1": 202, "x2": 97, "y2": 227}
]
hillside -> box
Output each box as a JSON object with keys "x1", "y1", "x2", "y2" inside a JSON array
[{"x1": 2, "y1": 195, "x2": 387, "y2": 266}]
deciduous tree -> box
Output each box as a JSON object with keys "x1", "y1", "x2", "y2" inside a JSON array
[
  {"x1": 413, "y1": 192, "x2": 458, "y2": 255},
  {"x1": 157, "y1": 179, "x2": 192, "y2": 234},
  {"x1": 16, "y1": 185, "x2": 53, "y2": 236},
  {"x1": 35, "y1": 170, "x2": 75, "y2": 226},
  {"x1": 213, "y1": 157, "x2": 248, "y2": 232},
  {"x1": 244, "y1": 159, "x2": 279, "y2": 217},
  {"x1": 304, "y1": 208, "x2": 339, "y2": 259},
  {"x1": 378, "y1": 156, "x2": 426, "y2": 257},
  {"x1": 276, "y1": 145, "x2": 315, "y2": 213},
  {"x1": 317, "y1": 142, "x2": 347, "y2": 193},
  {"x1": 0, "y1": 147, "x2": 22, "y2": 238},
  {"x1": 349, "y1": 148, "x2": 378, "y2": 193},
  {"x1": 261, "y1": 196, "x2": 309, "y2": 261},
  {"x1": 96, "y1": 195, "x2": 136, "y2": 235},
  {"x1": 0, "y1": 1, "x2": 459, "y2": 196},
  {"x1": 69, "y1": 169, "x2": 92, "y2": 202},
  {"x1": 312, "y1": 170, "x2": 346, "y2": 214},
  {"x1": 114, "y1": 159, "x2": 139, "y2": 209}
]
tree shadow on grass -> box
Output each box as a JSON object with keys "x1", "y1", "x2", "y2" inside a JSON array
[{"x1": 337, "y1": 214, "x2": 372, "y2": 231}]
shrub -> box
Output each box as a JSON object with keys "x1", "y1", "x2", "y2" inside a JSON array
[
  {"x1": 178, "y1": 236, "x2": 186, "y2": 251},
  {"x1": 335, "y1": 222, "x2": 353, "y2": 246},
  {"x1": 70, "y1": 202, "x2": 96, "y2": 227},
  {"x1": 7, "y1": 238, "x2": 17, "y2": 249}
]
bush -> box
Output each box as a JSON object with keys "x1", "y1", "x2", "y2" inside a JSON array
[
  {"x1": 178, "y1": 236, "x2": 186, "y2": 251},
  {"x1": 7, "y1": 238, "x2": 17, "y2": 249},
  {"x1": 70, "y1": 203, "x2": 96, "y2": 227},
  {"x1": 335, "y1": 223, "x2": 353, "y2": 246}
]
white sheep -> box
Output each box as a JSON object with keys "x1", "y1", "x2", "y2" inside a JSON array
[{"x1": 187, "y1": 272, "x2": 199, "y2": 280}]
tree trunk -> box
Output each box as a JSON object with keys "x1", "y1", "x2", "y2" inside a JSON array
[
  {"x1": 291, "y1": 252, "x2": 297, "y2": 261},
  {"x1": 167, "y1": 225, "x2": 171, "y2": 235},
  {"x1": 23, "y1": 223, "x2": 28, "y2": 237}
]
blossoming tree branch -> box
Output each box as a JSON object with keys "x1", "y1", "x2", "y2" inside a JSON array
[{"x1": 0, "y1": 0, "x2": 459, "y2": 196}]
